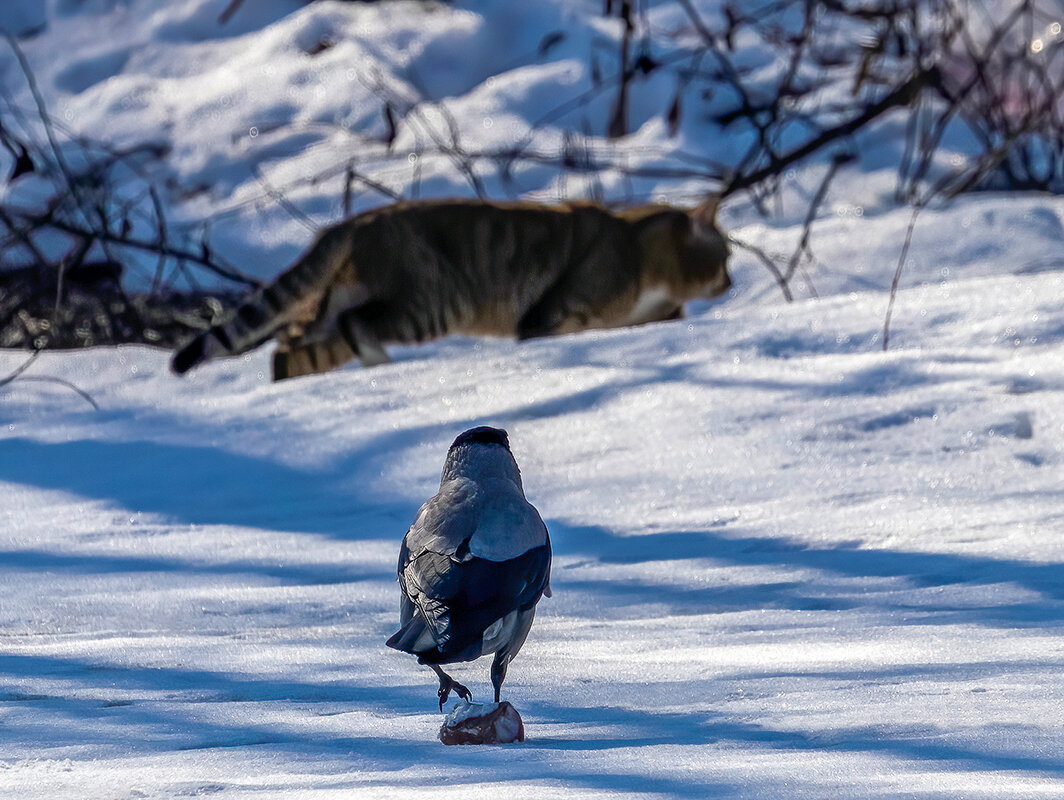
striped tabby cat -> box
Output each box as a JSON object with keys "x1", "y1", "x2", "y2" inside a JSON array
[{"x1": 172, "y1": 198, "x2": 730, "y2": 380}]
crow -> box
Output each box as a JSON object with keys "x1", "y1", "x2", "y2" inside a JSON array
[{"x1": 387, "y1": 426, "x2": 552, "y2": 710}]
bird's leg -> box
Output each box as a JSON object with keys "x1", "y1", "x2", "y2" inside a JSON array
[
  {"x1": 490, "y1": 653, "x2": 509, "y2": 704},
  {"x1": 428, "y1": 664, "x2": 471, "y2": 711}
]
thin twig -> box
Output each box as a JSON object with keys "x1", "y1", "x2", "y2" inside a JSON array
[
  {"x1": 881, "y1": 203, "x2": 922, "y2": 352},
  {"x1": 14, "y1": 376, "x2": 100, "y2": 411},
  {"x1": 2, "y1": 34, "x2": 95, "y2": 230},
  {"x1": 0, "y1": 350, "x2": 100, "y2": 410},
  {"x1": 784, "y1": 152, "x2": 851, "y2": 284},
  {"x1": 253, "y1": 166, "x2": 319, "y2": 233},
  {"x1": 0, "y1": 350, "x2": 41, "y2": 389},
  {"x1": 218, "y1": 0, "x2": 245, "y2": 25},
  {"x1": 726, "y1": 234, "x2": 794, "y2": 302}
]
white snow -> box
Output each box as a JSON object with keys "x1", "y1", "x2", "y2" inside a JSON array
[{"x1": 2, "y1": 1, "x2": 1064, "y2": 798}]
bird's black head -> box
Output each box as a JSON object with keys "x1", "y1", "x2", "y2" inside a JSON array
[
  {"x1": 449, "y1": 426, "x2": 510, "y2": 450},
  {"x1": 441, "y1": 426, "x2": 520, "y2": 487}
]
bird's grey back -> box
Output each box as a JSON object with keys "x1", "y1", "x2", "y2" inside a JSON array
[{"x1": 403, "y1": 436, "x2": 546, "y2": 563}]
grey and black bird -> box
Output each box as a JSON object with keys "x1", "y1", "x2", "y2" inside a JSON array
[{"x1": 386, "y1": 426, "x2": 552, "y2": 710}]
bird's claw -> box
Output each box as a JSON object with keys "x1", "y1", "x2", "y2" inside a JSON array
[{"x1": 437, "y1": 677, "x2": 472, "y2": 711}]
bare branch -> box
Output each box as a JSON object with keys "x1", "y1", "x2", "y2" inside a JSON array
[
  {"x1": 722, "y1": 67, "x2": 938, "y2": 199},
  {"x1": 726, "y1": 234, "x2": 794, "y2": 302},
  {"x1": 15, "y1": 375, "x2": 100, "y2": 410},
  {"x1": 0, "y1": 350, "x2": 99, "y2": 410},
  {"x1": 881, "y1": 203, "x2": 923, "y2": 352},
  {"x1": 0, "y1": 350, "x2": 40, "y2": 389},
  {"x1": 784, "y1": 151, "x2": 853, "y2": 285},
  {"x1": 218, "y1": 0, "x2": 245, "y2": 25}
]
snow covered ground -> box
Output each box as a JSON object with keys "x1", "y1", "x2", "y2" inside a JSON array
[
  {"x1": 2, "y1": 0, "x2": 1064, "y2": 797},
  {"x1": 2, "y1": 194, "x2": 1063, "y2": 796}
]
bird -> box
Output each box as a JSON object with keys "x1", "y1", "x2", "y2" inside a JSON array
[{"x1": 386, "y1": 426, "x2": 552, "y2": 710}]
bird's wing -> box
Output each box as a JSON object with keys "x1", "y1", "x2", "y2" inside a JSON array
[
  {"x1": 389, "y1": 484, "x2": 479, "y2": 652},
  {"x1": 394, "y1": 543, "x2": 550, "y2": 659},
  {"x1": 402, "y1": 479, "x2": 481, "y2": 558},
  {"x1": 466, "y1": 485, "x2": 549, "y2": 561},
  {"x1": 390, "y1": 482, "x2": 551, "y2": 659},
  {"x1": 389, "y1": 547, "x2": 461, "y2": 652}
]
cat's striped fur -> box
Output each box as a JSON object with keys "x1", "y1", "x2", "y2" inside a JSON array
[{"x1": 171, "y1": 198, "x2": 730, "y2": 381}]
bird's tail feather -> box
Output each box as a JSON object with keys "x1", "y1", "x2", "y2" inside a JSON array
[{"x1": 386, "y1": 616, "x2": 437, "y2": 654}]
